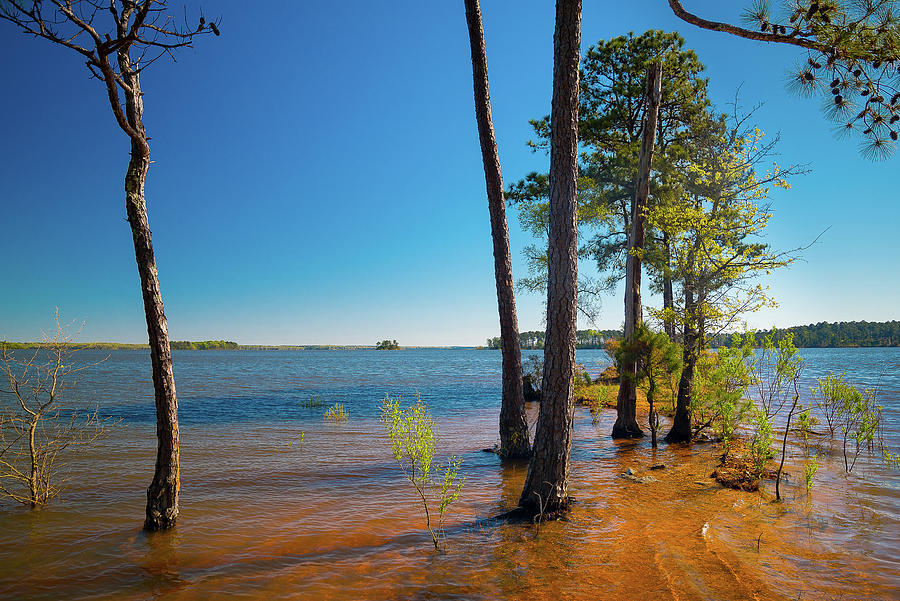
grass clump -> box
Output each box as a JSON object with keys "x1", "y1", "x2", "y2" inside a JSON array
[
  {"x1": 323, "y1": 403, "x2": 349, "y2": 422},
  {"x1": 300, "y1": 394, "x2": 326, "y2": 409}
]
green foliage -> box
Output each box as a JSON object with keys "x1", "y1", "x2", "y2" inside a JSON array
[
  {"x1": 670, "y1": 0, "x2": 900, "y2": 158},
  {"x1": 283, "y1": 432, "x2": 305, "y2": 451},
  {"x1": 749, "y1": 409, "x2": 776, "y2": 478},
  {"x1": 753, "y1": 330, "x2": 803, "y2": 419},
  {"x1": 323, "y1": 404, "x2": 348, "y2": 423},
  {"x1": 379, "y1": 395, "x2": 464, "y2": 550},
  {"x1": 170, "y1": 340, "x2": 239, "y2": 350},
  {"x1": 812, "y1": 371, "x2": 851, "y2": 436},
  {"x1": 837, "y1": 382, "x2": 882, "y2": 472},
  {"x1": 510, "y1": 30, "x2": 713, "y2": 310},
  {"x1": 796, "y1": 404, "x2": 819, "y2": 454},
  {"x1": 646, "y1": 125, "x2": 801, "y2": 345},
  {"x1": 615, "y1": 325, "x2": 682, "y2": 444},
  {"x1": 690, "y1": 333, "x2": 754, "y2": 448},
  {"x1": 744, "y1": 0, "x2": 900, "y2": 158},
  {"x1": 811, "y1": 370, "x2": 893, "y2": 472},
  {"x1": 710, "y1": 320, "x2": 900, "y2": 348},
  {"x1": 810, "y1": 369, "x2": 895, "y2": 473},
  {"x1": 375, "y1": 340, "x2": 400, "y2": 350},
  {"x1": 299, "y1": 395, "x2": 326, "y2": 409},
  {"x1": 515, "y1": 330, "x2": 622, "y2": 350},
  {"x1": 804, "y1": 454, "x2": 820, "y2": 491}
]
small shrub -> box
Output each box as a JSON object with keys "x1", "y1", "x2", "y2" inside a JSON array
[
  {"x1": 614, "y1": 325, "x2": 682, "y2": 446},
  {"x1": 323, "y1": 404, "x2": 349, "y2": 422},
  {"x1": 749, "y1": 409, "x2": 776, "y2": 479},
  {"x1": 379, "y1": 394, "x2": 464, "y2": 550},
  {"x1": 796, "y1": 404, "x2": 818, "y2": 455},
  {"x1": 812, "y1": 372, "x2": 849, "y2": 437},
  {"x1": 804, "y1": 455, "x2": 820, "y2": 491},
  {"x1": 753, "y1": 330, "x2": 802, "y2": 420},
  {"x1": 839, "y1": 385, "x2": 881, "y2": 473},
  {"x1": 691, "y1": 333, "x2": 754, "y2": 450}
]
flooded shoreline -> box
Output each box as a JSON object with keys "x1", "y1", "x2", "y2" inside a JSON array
[{"x1": 1, "y1": 349, "x2": 898, "y2": 599}]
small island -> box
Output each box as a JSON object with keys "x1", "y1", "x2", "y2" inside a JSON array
[{"x1": 375, "y1": 339, "x2": 400, "y2": 350}]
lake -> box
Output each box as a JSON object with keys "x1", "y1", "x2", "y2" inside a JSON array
[{"x1": 1, "y1": 347, "x2": 898, "y2": 600}]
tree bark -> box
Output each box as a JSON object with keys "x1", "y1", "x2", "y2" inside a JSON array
[
  {"x1": 463, "y1": 0, "x2": 530, "y2": 459},
  {"x1": 612, "y1": 63, "x2": 661, "y2": 439},
  {"x1": 666, "y1": 286, "x2": 696, "y2": 443},
  {"x1": 128, "y1": 148, "x2": 180, "y2": 531},
  {"x1": 662, "y1": 234, "x2": 676, "y2": 341},
  {"x1": 518, "y1": 0, "x2": 581, "y2": 517},
  {"x1": 111, "y1": 57, "x2": 180, "y2": 531}
]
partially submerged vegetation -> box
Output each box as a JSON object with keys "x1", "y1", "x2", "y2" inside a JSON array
[
  {"x1": 323, "y1": 404, "x2": 349, "y2": 423},
  {"x1": 0, "y1": 318, "x2": 117, "y2": 507},
  {"x1": 380, "y1": 395, "x2": 464, "y2": 550}
]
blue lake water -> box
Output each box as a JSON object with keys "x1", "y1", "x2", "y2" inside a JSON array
[{"x1": 1, "y1": 347, "x2": 898, "y2": 600}]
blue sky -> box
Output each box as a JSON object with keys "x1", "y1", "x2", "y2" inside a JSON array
[{"x1": 1, "y1": 1, "x2": 897, "y2": 346}]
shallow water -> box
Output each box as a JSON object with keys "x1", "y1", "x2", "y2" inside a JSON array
[{"x1": 1, "y1": 348, "x2": 898, "y2": 600}]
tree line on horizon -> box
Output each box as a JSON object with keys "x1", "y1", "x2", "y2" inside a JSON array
[
  {"x1": 486, "y1": 320, "x2": 900, "y2": 351},
  {"x1": 711, "y1": 320, "x2": 900, "y2": 348},
  {"x1": 485, "y1": 329, "x2": 622, "y2": 350}
]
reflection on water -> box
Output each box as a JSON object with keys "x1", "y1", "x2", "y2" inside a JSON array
[{"x1": 0, "y1": 348, "x2": 898, "y2": 600}]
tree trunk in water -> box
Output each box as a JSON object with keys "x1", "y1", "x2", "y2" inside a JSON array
[
  {"x1": 518, "y1": 0, "x2": 581, "y2": 517},
  {"x1": 114, "y1": 64, "x2": 180, "y2": 531},
  {"x1": 464, "y1": 0, "x2": 530, "y2": 459},
  {"x1": 126, "y1": 150, "x2": 180, "y2": 531},
  {"x1": 612, "y1": 63, "x2": 661, "y2": 439},
  {"x1": 28, "y1": 419, "x2": 38, "y2": 508},
  {"x1": 666, "y1": 287, "x2": 696, "y2": 443}
]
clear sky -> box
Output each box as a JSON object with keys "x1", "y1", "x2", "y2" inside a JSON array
[{"x1": 1, "y1": 1, "x2": 897, "y2": 346}]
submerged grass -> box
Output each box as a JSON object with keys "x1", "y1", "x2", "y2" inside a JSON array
[{"x1": 324, "y1": 404, "x2": 349, "y2": 422}]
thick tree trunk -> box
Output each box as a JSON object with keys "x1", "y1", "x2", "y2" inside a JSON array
[
  {"x1": 464, "y1": 0, "x2": 530, "y2": 459},
  {"x1": 612, "y1": 64, "x2": 661, "y2": 439},
  {"x1": 666, "y1": 287, "x2": 696, "y2": 443},
  {"x1": 518, "y1": 0, "x2": 581, "y2": 517}
]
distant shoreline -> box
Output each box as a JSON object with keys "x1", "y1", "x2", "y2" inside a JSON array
[
  {"x1": 4, "y1": 319, "x2": 897, "y2": 350},
  {"x1": 0, "y1": 342, "x2": 476, "y2": 351}
]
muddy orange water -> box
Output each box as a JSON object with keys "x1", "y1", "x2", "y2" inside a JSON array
[{"x1": 1, "y1": 348, "x2": 898, "y2": 600}]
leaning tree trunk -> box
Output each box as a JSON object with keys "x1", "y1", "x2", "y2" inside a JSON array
[
  {"x1": 114, "y1": 62, "x2": 180, "y2": 531},
  {"x1": 128, "y1": 149, "x2": 180, "y2": 531},
  {"x1": 464, "y1": 0, "x2": 530, "y2": 459},
  {"x1": 666, "y1": 286, "x2": 697, "y2": 443},
  {"x1": 518, "y1": 0, "x2": 582, "y2": 518},
  {"x1": 613, "y1": 63, "x2": 661, "y2": 439}
]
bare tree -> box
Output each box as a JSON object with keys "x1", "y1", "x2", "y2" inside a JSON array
[
  {"x1": 518, "y1": 0, "x2": 582, "y2": 518},
  {"x1": 463, "y1": 0, "x2": 530, "y2": 459},
  {"x1": 0, "y1": 313, "x2": 115, "y2": 508},
  {"x1": 0, "y1": 1, "x2": 218, "y2": 530}
]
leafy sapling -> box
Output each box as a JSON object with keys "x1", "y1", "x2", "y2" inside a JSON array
[{"x1": 380, "y1": 394, "x2": 464, "y2": 550}]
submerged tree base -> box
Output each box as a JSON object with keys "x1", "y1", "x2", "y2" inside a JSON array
[
  {"x1": 495, "y1": 498, "x2": 575, "y2": 524},
  {"x1": 612, "y1": 421, "x2": 646, "y2": 439}
]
